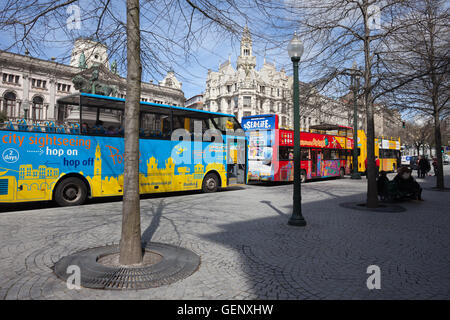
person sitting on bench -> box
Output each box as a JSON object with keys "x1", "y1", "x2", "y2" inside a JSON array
[
  {"x1": 377, "y1": 171, "x2": 390, "y2": 201},
  {"x1": 393, "y1": 166, "x2": 423, "y2": 201}
]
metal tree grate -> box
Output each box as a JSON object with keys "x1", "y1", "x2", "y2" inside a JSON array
[
  {"x1": 339, "y1": 202, "x2": 406, "y2": 213},
  {"x1": 53, "y1": 242, "x2": 200, "y2": 290}
]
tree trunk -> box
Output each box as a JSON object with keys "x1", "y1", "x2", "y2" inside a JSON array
[
  {"x1": 434, "y1": 113, "x2": 444, "y2": 189},
  {"x1": 427, "y1": 3, "x2": 445, "y2": 190},
  {"x1": 363, "y1": 0, "x2": 378, "y2": 208},
  {"x1": 119, "y1": 0, "x2": 143, "y2": 265}
]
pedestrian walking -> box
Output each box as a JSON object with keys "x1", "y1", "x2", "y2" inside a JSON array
[
  {"x1": 418, "y1": 155, "x2": 428, "y2": 178},
  {"x1": 375, "y1": 156, "x2": 380, "y2": 177},
  {"x1": 432, "y1": 158, "x2": 438, "y2": 176}
]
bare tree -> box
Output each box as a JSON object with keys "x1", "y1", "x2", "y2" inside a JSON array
[
  {"x1": 119, "y1": 0, "x2": 142, "y2": 265},
  {"x1": 400, "y1": 121, "x2": 433, "y2": 157},
  {"x1": 381, "y1": 0, "x2": 449, "y2": 189},
  {"x1": 0, "y1": 0, "x2": 256, "y2": 265},
  {"x1": 278, "y1": 0, "x2": 414, "y2": 207}
]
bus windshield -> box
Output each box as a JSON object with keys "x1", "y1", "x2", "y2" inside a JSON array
[{"x1": 212, "y1": 116, "x2": 242, "y2": 133}]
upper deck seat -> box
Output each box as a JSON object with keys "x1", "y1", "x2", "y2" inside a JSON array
[
  {"x1": 45, "y1": 121, "x2": 56, "y2": 133},
  {"x1": 70, "y1": 123, "x2": 80, "y2": 134},
  {"x1": 18, "y1": 119, "x2": 29, "y2": 131}
]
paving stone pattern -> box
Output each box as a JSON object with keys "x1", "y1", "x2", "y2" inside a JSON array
[{"x1": 0, "y1": 168, "x2": 449, "y2": 300}]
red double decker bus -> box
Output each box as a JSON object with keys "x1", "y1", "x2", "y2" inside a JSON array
[{"x1": 242, "y1": 114, "x2": 354, "y2": 182}]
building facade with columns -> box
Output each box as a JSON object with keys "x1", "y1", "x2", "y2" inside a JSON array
[
  {"x1": 298, "y1": 83, "x2": 355, "y2": 131},
  {"x1": 202, "y1": 27, "x2": 402, "y2": 137},
  {"x1": 203, "y1": 27, "x2": 293, "y2": 127},
  {"x1": 0, "y1": 38, "x2": 185, "y2": 123}
]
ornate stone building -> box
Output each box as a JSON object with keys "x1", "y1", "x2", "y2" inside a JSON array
[
  {"x1": 185, "y1": 94, "x2": 204, "y2": 110},
  {"x1": 202, "y1": 27, "x2": 403, "y2": 136},
  {"x1": 203, "y1": 26, "x2": 293, "y2": 127},
  {"x1": 299, "y1": 83, "x2": 355, "y2": 131},
  {"x1": 0, "y1": 38, "x2": 185, "y2": 123}
]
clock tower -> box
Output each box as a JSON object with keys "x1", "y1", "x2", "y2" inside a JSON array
[{"x1": 236, "y1": 25, "x2": 256, "y2": 77}]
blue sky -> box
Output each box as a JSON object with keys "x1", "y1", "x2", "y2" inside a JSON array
[
  {"x1": 0, "y1": 30, "x2": 293, "y2": 100},
  {"x1": 1, "y1": 1, "x2": 443, "y2": 125},
  {"x1": 0, "y1": 0, "x2": 300, "y2": 98},
  {"x1": 0, "y1": 0, "x2": 409, "y2": 110},
  {"x1": 0, "y1": 0, "x2": 301, "y2": 100}
]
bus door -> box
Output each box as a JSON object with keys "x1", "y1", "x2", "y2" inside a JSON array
[
  {"x1": 226, "y1": 136, "x2": 246, "y2": 185},
  {"x1": 311, "y1": 149, "x2": 323, "y2": 177}
]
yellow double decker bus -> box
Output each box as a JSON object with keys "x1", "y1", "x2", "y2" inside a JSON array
[{"x1": 356, "y1": 130, "x2": 401, "y2": 174}]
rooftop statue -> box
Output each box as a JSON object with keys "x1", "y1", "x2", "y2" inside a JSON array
[
  {"x1": 79, "y1": 52, "x2": 87, "y2": 70},
  {"x1": 72, "y1": 65, "x2": 118, "y2": 96},
  {"x1": 111, "y1": 60, "x2": 118, "y2": 75}
]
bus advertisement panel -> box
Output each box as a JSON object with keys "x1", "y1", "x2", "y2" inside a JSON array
[
  {"x1": 298, "y1": 131, "x2": 352, "y2": 180},
  {"x1": 243, "y1": 114, "x2": 353, "y2": 183},
  {"x1": 0, "y1": 93, "x2": 247, "y2": 206},
  {"x1": 243, "y1": 115, "x2": 278, "y2": 181}
]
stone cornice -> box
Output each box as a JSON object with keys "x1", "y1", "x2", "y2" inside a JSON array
[
  {"x1": 0, "y1": 50, "x2": 185, "y2": 101},
  {"x1": 0, "y1": 50, "x2": 78, "y2": 79}
]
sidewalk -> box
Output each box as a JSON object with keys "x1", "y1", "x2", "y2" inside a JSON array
[{"x1": 0, "y1": 167, "x2": 449, "y2": 299}]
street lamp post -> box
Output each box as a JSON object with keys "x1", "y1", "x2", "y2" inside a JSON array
[
  {"x1": 287, "y1": 32, "x2": 306, "y2": 227},
  {"x1": 349, "y1": 62, "x2": 362, "y2": 179}
]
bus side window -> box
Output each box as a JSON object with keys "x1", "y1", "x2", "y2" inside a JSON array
[
  {"x1": 81, "y1": 106, "x2": 123, "y2": 136},
  {"x1": 189, "y1": 117, "x2": 210, "y2": 134},
  {"x1": 330, "y1": 150, "x2": 339, "y2": 160},
  {"x1": 280, "y1": 147, "x2": 294, "y2": 161},
  {"x1": 141, "y1": 110, "x2": 171, "y2": 139},
  {"x1": 172, "y1": 116, "x2": 186, "y2": 131},
  {"x1": 161, "y1": 116, "x2": 171, "y2": 136},
  {"x1": 301, "y1": 148, "x2": 309, "y2": 161}
]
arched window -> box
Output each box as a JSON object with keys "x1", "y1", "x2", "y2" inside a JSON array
[
  {"x1": 32, "y1": 96, "x2": 44, "y2": 121},
  {"x1": 3, "y1": 92, "x2": 16, "y2": 118}
]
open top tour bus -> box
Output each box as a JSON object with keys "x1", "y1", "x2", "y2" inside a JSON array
[
  {"x1": 242, "y1": 114, "x2": 353, "y2": 183},
  {"x1": 0, "y1": 93, "x2": 247, "y2": 206}
]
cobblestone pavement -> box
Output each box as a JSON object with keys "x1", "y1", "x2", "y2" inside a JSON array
[{"x1": 1, "y1": 167, "x2": 449, "y2": 300}]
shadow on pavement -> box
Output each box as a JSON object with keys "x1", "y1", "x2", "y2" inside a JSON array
[
  {"x1": 248, "y1": 176, "x2": 347, "y2": 188},
  {"x1": 0, "y1": 185, "x2": 246, "y2": 213},
  {"x1": 198, "y1": 191, "x2": 450, "y2": 299}
]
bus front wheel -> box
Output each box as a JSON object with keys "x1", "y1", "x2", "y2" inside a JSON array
[
  {"x1": 54, "y1": 177, "x2": 87, "y2": 206},
  {"x1": 202, "y1": 173, "x2": 219, "y2": 193}
]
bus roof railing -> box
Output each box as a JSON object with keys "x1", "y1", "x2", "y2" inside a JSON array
[
  {"x1": 309, "y1": 123, "x2": 353, "y2": 131},
  {"x1": 57, "y1": 92, "x2": 236, "y2": 118}
]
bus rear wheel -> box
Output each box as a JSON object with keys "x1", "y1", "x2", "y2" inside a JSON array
[
  {"x1": 54, "y1": 177, "x2": 87, "y2": 206},
  {"x1": 202, "y1": 173, "x2": 219, "y2": 193}
]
